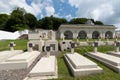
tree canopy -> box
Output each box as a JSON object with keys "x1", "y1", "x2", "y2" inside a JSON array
[{"x1": 0, "y1": 7, "x2": 104, "y2": 32}]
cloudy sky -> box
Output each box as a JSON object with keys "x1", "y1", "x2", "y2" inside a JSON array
[{"x1": 0, "y1": 0, "x2": 120, "y2": 29}]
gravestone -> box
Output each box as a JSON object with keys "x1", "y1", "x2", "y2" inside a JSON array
[
  {"x1": 115, "y1": 41, "x2": 120, "y2": 52},
  {"x1": 46, "y1": 46, "x2": 51, "y2": 57},
  {"x1": 28, "y1": 43, "x2": 33, "y2": 52},
  {"x1": 93, "y1": 41, "x2": 98, "y2": 53},
  {"x1": 70, "y1": 42, "x2": 75, "y2": 54},
  {"x1": 8, "y1": 42, "x2": 16, "y2": 51},
  {"x1": 45, "y1": 40, "x2": 58, "y2": 52}
]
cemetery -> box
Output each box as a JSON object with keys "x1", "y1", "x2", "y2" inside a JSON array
[{"x1": 1, "y1": 28, "x2": 120, "y2": 80}]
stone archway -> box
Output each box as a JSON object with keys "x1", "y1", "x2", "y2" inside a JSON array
[
  {"x1": 78, "y1": 31, "x2": 87, "y2": 39},
  {"x1": 92, "y1": 31, "x2": 100, "y2": 39},
  {"x1": 105, "y1": 31, "x2": 113, "y2": 39},
  {"x1": 64, "y1": 30, "x2": 73, "y2": 39}
]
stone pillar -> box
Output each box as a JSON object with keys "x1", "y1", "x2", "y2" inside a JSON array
[{"x1": 93, "y1": 41, "x2": 98, "y2": 53}]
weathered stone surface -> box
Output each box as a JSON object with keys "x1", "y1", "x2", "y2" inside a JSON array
[
  {"x1": 64, "y1": 53, "x2": 102, "y2": 77},
  {"x1": 25, "y1": 56, "x2": 58, "y2": 80},
  {"x1": 86, "y1": 52, "x2": 120, "y2": 73}
]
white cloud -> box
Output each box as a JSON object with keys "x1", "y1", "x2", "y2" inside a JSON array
[
  {"x1": 68, "y1": 0, "x2": 120, "y2": 29},
  {"x1": 0, "y1": 0, "x2": 55, "y2": 18},
  {"x1": 45, "y1": 6, "x2": 55, "y2": 16},
  {"x1": 65, "y1": 14, "x2": 73, "y2": 20}
]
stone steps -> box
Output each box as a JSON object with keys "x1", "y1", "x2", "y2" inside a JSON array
[
  {"x1": 25, "y1": 56, "x2": 58, "y2": 80},
  {"x1": 64, "y1": 53, "x2": 103, "y2": 77},
  {"x1": 86, "y1": 52, "x2": 120, "y2": 73}
]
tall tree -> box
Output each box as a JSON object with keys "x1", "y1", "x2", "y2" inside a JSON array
[
  {"x1": 24, "y1": 13, "x2": 37, "y2": 29},
  {"x1": 5, "y1": 7, "x2": 27, "y2": 32},
  {"x1": 95, "y1": 21, "x2": 104, "y2": 25},
  {"x1": 37, "y1": 16, "x2": 67, "y2": 30},
  {"x1": 0, "y1": 14, "x2": 9, "y2": 30},
  {"x1": 69, "y1": 18, "x2": 88, "y2": 24}
]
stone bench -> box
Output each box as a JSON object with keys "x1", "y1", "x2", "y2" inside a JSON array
[
  {"x1": 86, "y1": 52, "x2": 120, "y2": 73},
  {"x1": 25, "y1": 56, "x2": 58, "y2": 80},
  {"x1": 64, "y1": 53, "x2": 102, "y2": 77},
  {"x1": 0, "y1": 50, "x2": 23, "y2": 62}
]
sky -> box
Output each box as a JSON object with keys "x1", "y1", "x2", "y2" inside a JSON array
[{"x1": 0, "y1": 0, "x2": 120, "y2": 29}]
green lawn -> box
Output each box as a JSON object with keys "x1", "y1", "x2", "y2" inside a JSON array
[{"x1": 0, "y1": 40, "x2": 120, "y2": 80}]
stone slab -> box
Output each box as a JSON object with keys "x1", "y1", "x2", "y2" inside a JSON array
[
  {"x1": 87, "y1": 52, "x2": 120, "y2": 66},
  {"x1": 64, "y1": 53, "x2": 103, "y2": 77},
  {"x1": 25, "y1": 56, "x2": 58, "y2": 80},
  {"x1": 0, "y1": 51, "x2": 41, "y2": 70},
  {"x1": 107, "y1": 51, "x2": 120, "y2": 58},
  {"x1": 78, "y1": 42, "x2": 89, "y2": 46},
  {"x1": 86, "y1": 52, "x2": 120, "y2": 73},
  {"x1": 0, "y1": 50, "x2": 23, "y2": 62},
  {"x1": 65, "y1": 53, "x2": 97, "y2": 69}
]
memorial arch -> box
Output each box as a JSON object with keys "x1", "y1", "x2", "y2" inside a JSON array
[
  {"x1": 105, "y1": 31, "x2": 113, "y2": 38},
  {"x1": 78, "y1": 31, "x2": 87, "y2": 39},
  {"x1": 92, "y1": 31, "x2": 100, "y2": 39},
  {"x1": 64, "y1": 30, "x2": 73, "y2": 39}
]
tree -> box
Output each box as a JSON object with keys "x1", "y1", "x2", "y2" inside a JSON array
[
  {"x1": 37, "y1": 16, "x2": 67, "y2": 30},
  {"x1": 95, "y1": 21, "x2": 104, "y2": 25},
  {"x1": 69, "y1": 18, "x2": 88, "y2": 24},
  {"x1": 0, "y1": 14, "x2": 9, "y2": 30},
  {"x1": 5, "y1": 7, "x2": 27, "y2": 32},
  {"x1": 24, "y1": 13, "x2": 37, "y2": 29}
]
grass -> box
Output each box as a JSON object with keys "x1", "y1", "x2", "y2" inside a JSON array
[{"x1": 0, "y1": 40, "x2": 120, "y2": 80}]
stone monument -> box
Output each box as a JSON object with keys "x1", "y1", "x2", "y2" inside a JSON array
[
  {"x1": 8, "y1": 42, "x2": 16, "y2": 51},
  {"x1": 46, "y1": 46, "x2": 51, "y2": 57},
  {"x1": 115, "y1": 41, "x2": 120, "y2": 52},
  {"x1": 93, "y1": 41, "x2": 98, "y2": 53},
  {"x1": 28, "y1": 42, "x2": 33, "y2": 52},
  {"x1": 70, "y1": 42, "x2": 75, "y2": 54}
]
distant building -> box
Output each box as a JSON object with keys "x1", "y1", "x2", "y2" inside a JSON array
[{"x1": 58, "y1": 20, "x2": 116, "y2": 39}]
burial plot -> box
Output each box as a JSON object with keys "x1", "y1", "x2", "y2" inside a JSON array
[
  {"x1": 25, "y1": 46, "x2": 58, "y2": 80},
  {"x1": 64, "y1": 42, "x2": 102, "y2": 77},
  {"x1": 86, "y1": 41, "x2": 120, "y2": 73},
  {"x1": 107, "y1": 41, "x2": 120, "y2": 57},
  {"x1": 0, "y1": 51, "x2": 41, "y2": 80},
  {"x1": 0, "y1": 42, "x2": 23, "y2": 62},
  {"x1": 64, "y1": 53, "x2": 102, "y2": 76}
]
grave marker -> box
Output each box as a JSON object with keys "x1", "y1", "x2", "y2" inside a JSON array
[
  {"x1": 9, "y1": 42, "x2": 16, "y2": 51},
  {"x1": 46, "y1": 46, "x2": 51, "y2": 57},
  {"x1": 93, "y1": 41, "x2": 98, "y2": 53},
  {"x1": 28, "y1": 43, "x2": 33, "y2": 52},
  {"x1": 70, "y1": 42, "x2": 75, "y2": 54},
  {"x1": 115, "y1": 41, "x2": 120, "y2": 52}
]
